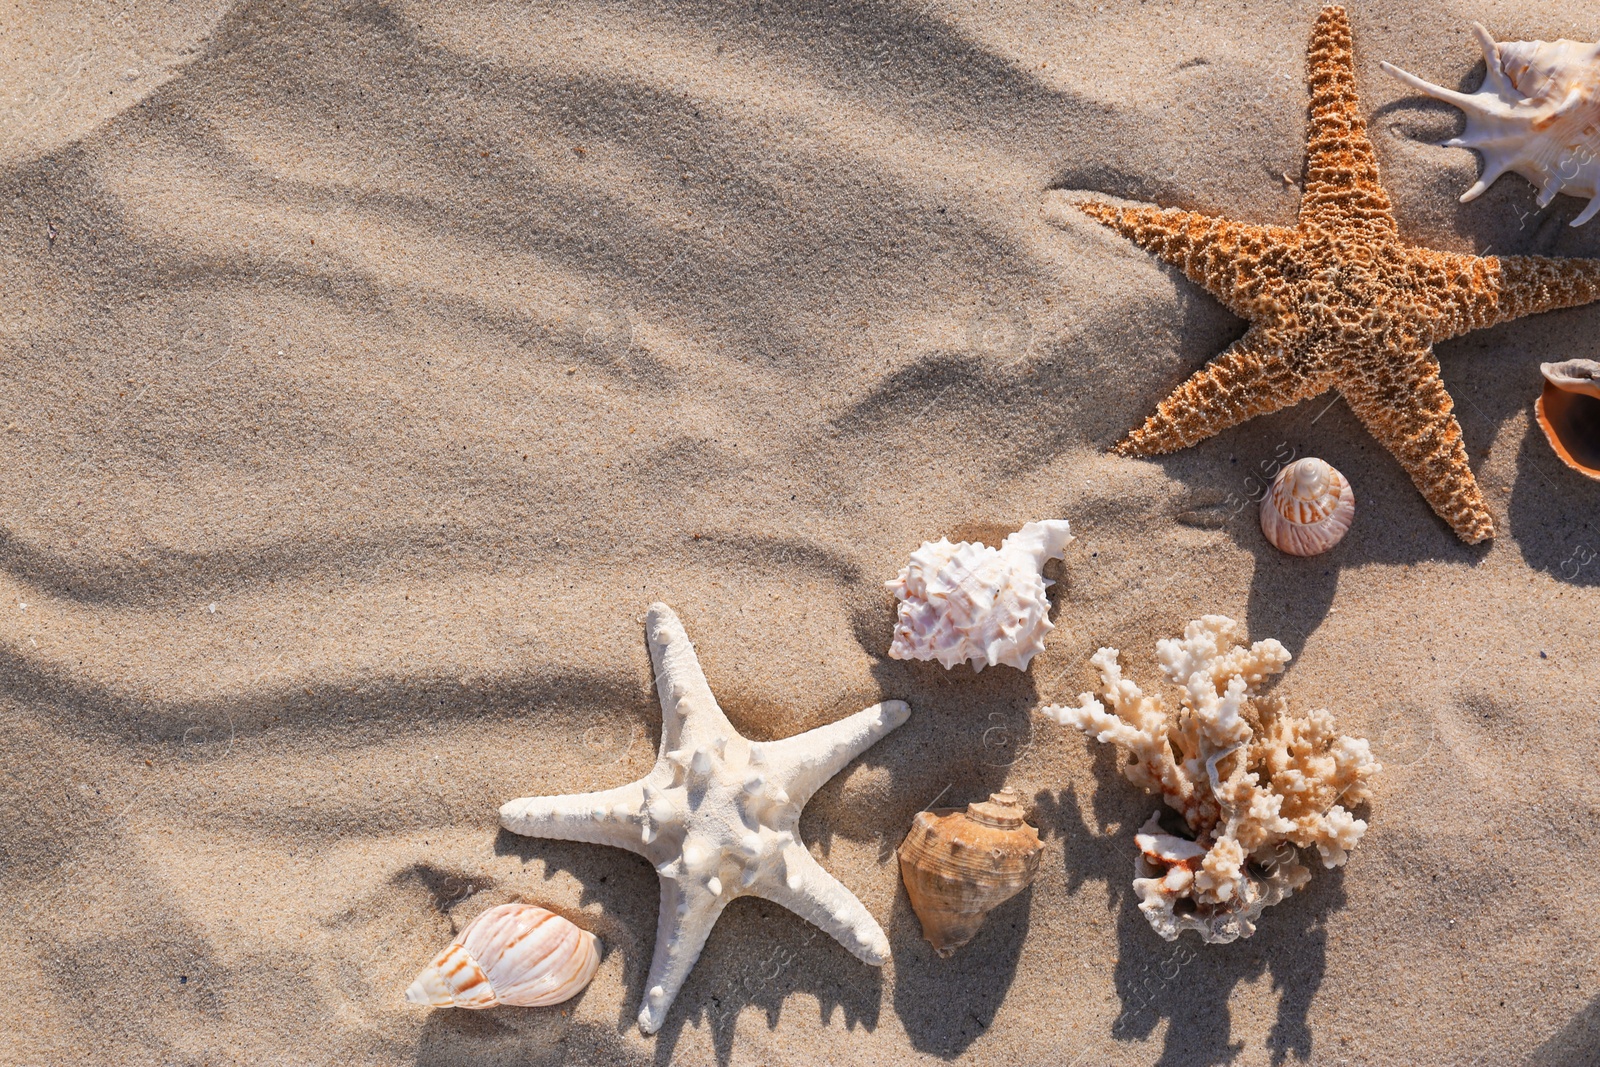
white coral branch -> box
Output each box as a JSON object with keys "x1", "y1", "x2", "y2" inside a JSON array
[{"x1": 1043, "y1": 615, "x2": 1380, "y2": 944}]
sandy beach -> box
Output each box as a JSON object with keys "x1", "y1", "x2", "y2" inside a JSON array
[{"x1": 3, "y1": 1, "x2": 1598, "y2": 1063}]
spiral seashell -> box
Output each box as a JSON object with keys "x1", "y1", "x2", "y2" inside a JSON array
[
  {"x1": 404, "y1": 902, "x2": 600, "y2": 1009},
  {"x1": 886, "y1": 519, "x2": 1073, "y2": 673},
  {"x1": 1383, "y1": 26, "x2": 1600, "y2": 225},
  {"x1": 1536, "y1": 360, "x2": 1600, "y2": 482},
  {"x1": 897, "y1": 789, "x2": 1043, "y2": 957},
  {"x1": 1259, "y1": 458, "x2": 1354, "y2": 556}
]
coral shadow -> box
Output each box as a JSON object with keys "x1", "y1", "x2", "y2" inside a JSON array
[{"x1": 1051, "y1": 742, "x2": 1345, "y2": 1066}]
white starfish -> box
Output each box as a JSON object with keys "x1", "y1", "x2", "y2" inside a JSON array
[{"x1": 499, "y1": 602, "x2": 911, "y2": 1033}]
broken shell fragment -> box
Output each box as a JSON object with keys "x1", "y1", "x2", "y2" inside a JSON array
[
  {"x1": 1536, "y1": 360, "x2": 1600, "y2": 481},
  {"x1": 897, "y1": 789, "x2": 1044, "y2": 957},
  {"x1": 1260, "y1": 458, "x2": 1355, "y2": 556},
  {"x1": 1542, "y1": 359, "x2": 1600, "y2": 401},
  {"x1": 405, "y1": 902, "x2": 600, "y2": 1009}
]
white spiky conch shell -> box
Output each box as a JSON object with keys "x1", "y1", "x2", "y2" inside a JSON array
[
  {"x1": 1383, "y1": 25, "x2": 1600, "y2": 225},
  {"x1": 885, "y1": 519, "x2": 1073, "y2": 672},
  {"x1": 1259, "y1": 458, "x2": 1354, "y2": 556},
  {"x1": 404, "y1": 902, "x2": 600, "y2": 1009}
]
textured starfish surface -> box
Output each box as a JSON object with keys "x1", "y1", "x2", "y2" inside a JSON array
[
  {"x1": 499, "y1": 603, "x2": 909, "y2": 1033},
  {"x1": 1076, "y1": 5, "x2": 1600, "y2": 543}
]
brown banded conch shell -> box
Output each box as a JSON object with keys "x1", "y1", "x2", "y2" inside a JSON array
[
  {"x1": 1259, "y1": 458, "x2": 1355, "y2": 556},
  {"x1": 1536, "y1": 360, "x2": 1600, "y2": 482},
  {"x1": 404, "y1": 902, "x2": 600, "y2": 1008},
  {"x1": 897, "y1": 789, "x2": 1044, "y2": 957}
]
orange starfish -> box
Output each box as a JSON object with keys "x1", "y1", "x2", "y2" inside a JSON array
[{"x1": 1078, "y1": 5, "x2": 1600, "y2": 543}]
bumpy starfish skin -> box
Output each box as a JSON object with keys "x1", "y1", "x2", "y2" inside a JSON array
[
  {"x1": 499, "y1": 603, "x2": 909, "y2": 1033},
  {"x1": 1078, "y1": 6, "x2": 1600, "y2": 543}
]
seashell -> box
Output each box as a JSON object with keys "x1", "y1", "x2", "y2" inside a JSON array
[
  {"x1": 1542, "y1": 358, "x2": 1600, "y2": 400},
  {"x1": 886, "y1": 519, "x2": 1073, "y2": 672},
  {"x1": 1383, "y1": 26, "x2": 1600, "y2": 225},
  {"x1": 405, "y1": 902, "x2": 600, "y2": 1009},
  {"x1": 1259, "y1": 458, "x2": 1354, "y2": 556},
  {"x1": 897, "y1": 789, "x2": 1044, "y2": 956},
  {"x1": 1536, "y1": 359, "x2": 1600, "y2": 481}
]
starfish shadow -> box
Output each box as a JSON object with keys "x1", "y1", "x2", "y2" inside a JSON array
[
  {"x1": 1142, "y1": 402, "x2": 1490, "y2": 646},
  {"x1": 644, "y1": 895, "x2": 884, "y2": 1067},
  {"x1": 1045, "y1": 748, "x2": 1346, "y2": 1067},
  {"x1": 484, "y1": 831, "x2": 886, "y2": 1067},
  {"x1": 488, "y1": 831, "x2": 662, "y2": 1026}
]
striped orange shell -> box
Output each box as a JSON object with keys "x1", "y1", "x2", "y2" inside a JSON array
[
  {"x1": 404, "y1": 902, "x2": 600, "y2": 1009},
  {"x1": 1536, "y1": 361, "x2": 1600, "y2": 482},
  {"x1": 1260, "y1": 458, "x2": 1355, "y2": 556},
  {"x1": 897, "y1": 789, "x2": 1043, "y2": 957}
]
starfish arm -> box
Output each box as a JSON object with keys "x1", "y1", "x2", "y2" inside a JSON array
[
  {"x1": 1077, "y1": 201, "x2": 1295, "y2": 319},
  {"x1": 1115, "y1": 327, "x2": 1334, "y2": 456},
  {"x1": 1297, "y1": 6, "x2": 1397, "y2": 237},
  {"x1": 1487, "y1": 255, "x2": 1600, "y2": 326},
  {"x1": 645, "y1": 603, "x2": 737, "y2": 752},
  {"x1": 499, "y1": 781, "x2": 651, "y2": 855},
  {"x1": 635, "y1": 875, "x2": 729, "y2": 1033},
  {"x1": 1336, "y1": 338, "x2": 1493, "y2": 542},
  {"x1": 1411, "y1": 251, "x2": 1600, "y2": 341},
  {"x1": 751, "y1": 700, "x2": 910, "y2": 810},
  {"x1": 756, "y1": 846, "x2": 892, "y2": 965}
]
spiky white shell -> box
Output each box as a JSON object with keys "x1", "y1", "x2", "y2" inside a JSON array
[
  {"x1": 404, "y1": 902, "x2": 600, "y2": 1009},
  {"x1": 1260, "y1": 459, "x2": 1354, "y2": 557},
  {"x1": 1383, "y1": 25, "x2": 1600, "y2": 225},
  {"x1": 886, "y1": 520, "x2": 1073, "y2": 672}
]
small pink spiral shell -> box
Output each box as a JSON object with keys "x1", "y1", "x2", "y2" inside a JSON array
[{"x1": 1260, "y1": 458, "x2": 1355, "y2": 556}]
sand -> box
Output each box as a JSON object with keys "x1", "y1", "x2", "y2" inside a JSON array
[{"x1": 3, "y1": 1, "x2": 1598, "y2": 1064}]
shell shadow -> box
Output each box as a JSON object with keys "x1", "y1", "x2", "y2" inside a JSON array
[
  {"x1": 415, "y1": 1015, "x2": 647, "y2": 1067},
  {"x1": 852, "y1": 591, "x2": 1043, "y2": 795},
  {"x1": 1048, "y1": 743, "x2": 1344, "y2": 1066},
  {"x1": 1241, "y1": 539, "x2": 1341, "y2": 653},
  {"x1": 1508, "y1": 402, "x2": 1600, "y2": 586},
  {"x1": 1371, "y1": 92, "x2": 1600, "y2": 251},
  {"x1": 888, "y1": 880, "x2": 1033, "y2": 1058},
  {"x1": 838, "y1": 587, "x2": 1042, "y2": 1057}
]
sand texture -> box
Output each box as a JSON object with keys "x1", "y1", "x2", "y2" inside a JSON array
[{"x1": 3, "y1": 1, "x2": 1598, "y2": 1064}]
